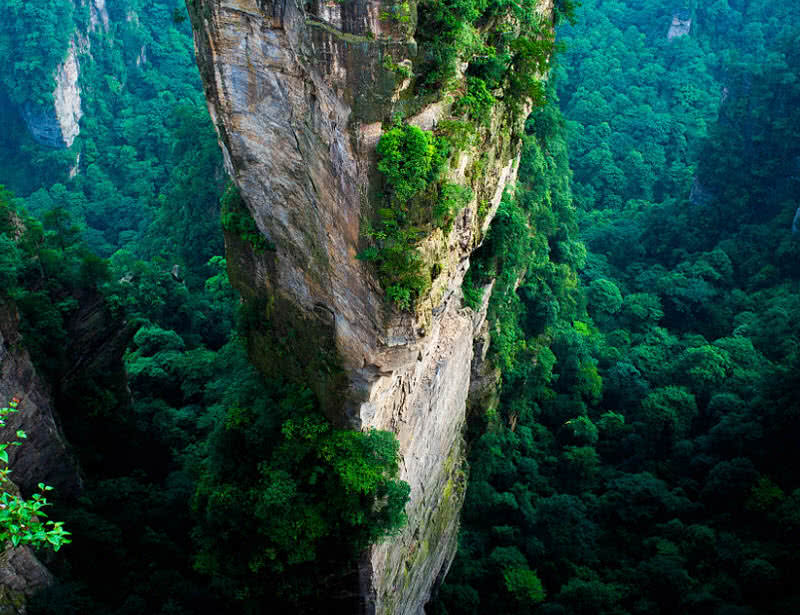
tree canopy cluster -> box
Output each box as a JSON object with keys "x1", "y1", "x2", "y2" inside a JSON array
[{"x1": 433, "y1": 1, "x2": 800, "y2": 614}]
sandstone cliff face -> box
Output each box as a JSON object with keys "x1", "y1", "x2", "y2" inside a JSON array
[{"x1": 187, "y1": 0, "x2": 550, "y2": 611}]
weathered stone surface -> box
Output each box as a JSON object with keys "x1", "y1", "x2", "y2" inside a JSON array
[
  {"x1": 52, "y1": 40, "x2": 83, "y2": 149},
  {"x1": 0, "y1": 303, "x2": 82, "y2": 499},
  {"x1": 0, "y1": 544, "x2": 53, "y2": 615},
  {"x1": 59, "y1": 291, "x2": 133, "y2": 397},
  {"x1": 187, "y1": 0, "x2": 550, "y2": 611},
  {"x1": 89, "y1": 0, "x2": 110, "y2": 32},
  {"x1": 20, "y1": 104, "x2": 66, "y2": 150}
]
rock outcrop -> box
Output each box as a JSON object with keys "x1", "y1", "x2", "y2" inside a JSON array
[
  {"x1": 51, "y1": 39, "x2": 84, "y2": 149},
  {"x1": 0, "y1": 303, "x2": 82, "y2": 499},
  {"x1": 0, "y1": 540, "x2": 54, "y2": 615},
  {"x1": 21, "y1": 39, "x2": 83, "y2": 150},
  {"x1": 0, "y1": 301, "x2": 82, "y2": 614},
  {"x1": 668, "y1": 9, "x2": 692, "y2": 40},
  {"x1": 187, "y1": 0, "x2": 551, "y2": 612}
]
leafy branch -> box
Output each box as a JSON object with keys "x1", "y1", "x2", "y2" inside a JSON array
[{"x1": 0, "y1": 400, "x2": 71, "y2": 551}]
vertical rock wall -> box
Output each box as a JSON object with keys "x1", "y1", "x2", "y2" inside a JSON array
[
  {"x1": 21, "y1": 39, "x2": 83, "y2": 150},
  {"x1": 187, "y1": 0, "x2": 550, "y2": 612}
]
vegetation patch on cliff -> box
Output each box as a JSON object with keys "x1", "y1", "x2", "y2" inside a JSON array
[
  {"x1": 193, "y1": 381, "x2": 411, "y2": 611},
  {"x1": 220, "y1": 183, "x2": 274, "y2": 254},
  {"x1": 358, "y1": 118, "x2": 471, "y2": 310},
  {"x1": 413, "y1": 0, "x2": 568, "y2": 120}
]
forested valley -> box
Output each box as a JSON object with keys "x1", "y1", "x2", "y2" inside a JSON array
[
  {"x1": 0, "y1": 0, "x2": 798, "y2": 613},
  {"x1": 433, "y1": 1, "x2": 800, "y2": 613}
]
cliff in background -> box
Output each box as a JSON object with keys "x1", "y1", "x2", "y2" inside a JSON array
[
  {"x1": 186, "y1": 0, "x2": 552, "y2": 611},
  {"x1": 8, "y1": 0, "x2": 113, "y2": 149},
  {"x1": 21, "y1": 38, "x2": 84, "y2": 150}
]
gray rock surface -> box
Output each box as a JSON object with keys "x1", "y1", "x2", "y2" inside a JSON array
[
  {"x1": 0, "y1": 543, "x2": 53, "y2": 615},
  {"x1": 0, "y1": 303, "x2": 82, "y2": 498},
  {"x1": 21, "y1": 28, "x2": 84, "y2": 148}
]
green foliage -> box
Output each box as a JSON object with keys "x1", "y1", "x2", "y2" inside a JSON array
[
  {"x1": 503, "y1": 567, "x2": 546, "y2": 605},
  {"x1": 1, "y1": 1, "x2": 224, "y2": 267},
  {"x1": 220, "y1": 183, "x2": 273, "y2": 253},
  {"x1": 0, "y1": 0, "x2": 75, "y2": 107},
  {"x1": 7, "y1": 0, "x2": 800, "y2": 613},
  {"x1": 436, "y1": 119, "x2": 477, "y2": 151},
  {"x1": 361, "y1": 120, "x2": 462, "y2": 309},
  {"x1": 0, "y1": 403, "x2": 70, "y2": 551},
  {"x1": 453, "y1": 78, "x2": 496, "y2": 125},
  {"x1": 437, "y1": 4, "x2": 800, "y2": 615},
  {"x1": 194, "y1": 383, "x2": 409, "y2": 609},
  {"x1": 553, "y1": 0, "x2": 580, "y2": 25},
  {"x1": 376, "y1": 122, "x2": 446, "y2": 205},
  {"x1": 434, "y1": 183, "x2": 473, "y2": 228},
  {"x1": 359, "y1": 217, "x2": 429, "y2": 311},
  {"x1": 0, "y1": 188, "x2": 120, "y2": 380},
  {"x1": 415, "y1": 0, "x2": 555, "y2": 118},
  {"x1": 505, "y1": 34, "x2": 552, "y2": 114},
  {"x1": 382, "y1": 53, "x2": 412, "y2": 79},
  {"x1": 461, "y1": 271, "x2": 485, "y2": 310},
  {"x1": 587, "y1": 278, "x2": 622, "y2": 315},
  {"x1": 0, "y1": 5, "x2": 233, "y2": 612}
]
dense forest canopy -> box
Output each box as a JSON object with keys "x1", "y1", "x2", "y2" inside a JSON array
[
  {"x1": 433, "y1": 1, "x2": 800, "y2": 613},
  {"x1": 0, "y1": 0, "x2": 798, "y2": 613}
]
